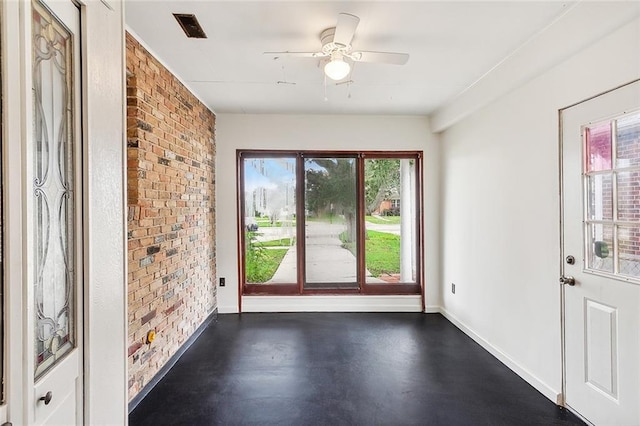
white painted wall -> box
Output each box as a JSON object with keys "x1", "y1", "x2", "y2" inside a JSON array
[
  {"x1": 438, "y1": 16, "x2": 640, "y2": 402},
  {"x1": 216, "y1": 115, "x2": 440, "y2": 313}
]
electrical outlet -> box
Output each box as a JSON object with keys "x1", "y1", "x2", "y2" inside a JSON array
[
  {"x1": 451, "y1": 283, "x2": 456, "y2": 294},
  {"x1": 219, "y1": 277, "x2": 225, "y2": 287}
]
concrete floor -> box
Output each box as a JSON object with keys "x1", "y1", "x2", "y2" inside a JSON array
[{"x1": 130, "y1": 313, "x2": 584, "y2": 426}]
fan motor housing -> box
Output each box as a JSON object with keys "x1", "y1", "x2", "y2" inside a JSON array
[{"x1": 320, "y1": 27, "x2": 352, "y2": 54}]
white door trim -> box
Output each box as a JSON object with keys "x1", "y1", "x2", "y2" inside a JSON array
[
  {"x1": 77, "y1": 1, "x2": 128, "y2": 423},
  {"x1": 2, "y1": 0, "x2": 27, "y2": 422},
  {"x1": 559, "y1": 78, "x2": 640, "y2": 424}
]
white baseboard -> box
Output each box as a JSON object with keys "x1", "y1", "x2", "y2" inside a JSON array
[
  {"x1": 218, "y1": 304, "x2": 239, "y2": 314},
  {"x1": 424, "y1": 305, "x2": 441, "y2": 313},
  {"x1": 241, "y1": 295, "x2": 423, "y2": 312},
  {"x1": 438, "y1": 307, "x2": 561, "y2": 404}
]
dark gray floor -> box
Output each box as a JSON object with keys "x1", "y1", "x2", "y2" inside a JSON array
[{"x1": 130, "y1": 313, "x2": 584, "y2": 426}]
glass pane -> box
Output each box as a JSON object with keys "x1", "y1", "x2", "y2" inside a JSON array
[
  {"x1": 617, "y1": 171, "x2": 640, "y2": 222},
  {"x1": 616, "y1": 112, "x2": 640, "y2": 168},
  {"x1": 304, "y1": 157, "x2": 357, "y2": 289},
  {"x1": 364, "y1": 159, "x2": 416, "y2": 283},
  {"x1": 586, "y1": 223, "x2": 614, "y2": 273},
  {"x1": 618, "y1": 226, "x2": 640, "y2": 278},
  {"x1": 243, "y1": 158, "x2": 296, "y2": 284},
  {"x1": 32, "y1": 2, "x2": 75, "y2": 378},
  {"x1": 585, "y1": 123, "x2": 612, "y2": 172},
  {"x1": 587, "y1": 174, "x2": 613, "y2": 221}
]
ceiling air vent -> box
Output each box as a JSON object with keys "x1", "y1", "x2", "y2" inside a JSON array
[{"x1": 173, "y1": 13, "x2": 207, "y2": 39}]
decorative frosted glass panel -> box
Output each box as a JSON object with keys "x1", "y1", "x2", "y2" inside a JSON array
[
  {"x1": 587, "y1": 223, "x2": 614, "y2": 273},
  {"x1": 364, "y1": 159, "x2": 417, "y2": 284},
  {"x1": 618, "y1": 226, "x2": 640, "y2": 278},
  {"x1": 304, "y1": 157, "x2": 358, "y2": 289},
  {"x1": 243, "y1": 157, "x2": 297, "y2": 284},
  {"x1": 32, "y1": 2, "x2": 75, "y2": 378},
  {"x1": 616, "y1": 112, "x2": 640, "y2": 168},
  {"x1": 617, "y1": 171, "x2": 640, "y2": 222},
  {"x1": 585, "y1": 123, "x2": 612, "y2": 172},
  {"x1": 587, "y1": 174, "x2": 613, "y2": 221}
]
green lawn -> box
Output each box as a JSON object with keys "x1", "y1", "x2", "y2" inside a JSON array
[
  {"x1": 365, "y1": 215, "x2": 401, "y2": 225},
  {"x1": 340, "y1": 229, "x2": 400, "y2": 276},
  {"x1": 365, "y1": 230, "x2": 400, "y2": 276},
  {"x1": 246, "y1": 227, "x2": 400, "y2": 283},
  {"x1": 245, "y1": 248, "x2": 288, "y2": 283}
]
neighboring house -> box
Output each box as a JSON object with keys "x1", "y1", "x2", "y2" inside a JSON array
[{"x1": 373, "y1": 193, "x2": 401, "y2": 216}]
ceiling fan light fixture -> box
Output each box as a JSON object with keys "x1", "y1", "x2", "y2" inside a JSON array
[{"x1": 324, "y1": 53, "x2": 350, "y2": 81}]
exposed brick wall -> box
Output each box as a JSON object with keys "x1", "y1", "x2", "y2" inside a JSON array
[{"x1": 126, "y1": 32, "x2": 216, "y2": 401}]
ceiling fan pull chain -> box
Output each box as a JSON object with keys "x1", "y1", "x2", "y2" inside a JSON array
[
  {"x1": 348, "y1": 64, "x2": 354, "y2": 99},
  {"x1": 323, "y1": 74, "x2": 328, "y2": 102}
]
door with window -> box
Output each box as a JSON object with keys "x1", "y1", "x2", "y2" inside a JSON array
[
  {"x1": 4, "y1": 0, "x2": 84, "y2": 424},
  {"x1": 561, "y1": 80, "x2": 640, "y2": 425}
]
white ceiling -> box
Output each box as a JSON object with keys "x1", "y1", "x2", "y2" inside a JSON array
[{"x1": 125, "y1": 1, "x2": 575, "y2": 115}]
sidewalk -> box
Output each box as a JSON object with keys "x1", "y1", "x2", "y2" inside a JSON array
[{"x1": 269, "y1": 221, "x2": 384, "y2": 284}]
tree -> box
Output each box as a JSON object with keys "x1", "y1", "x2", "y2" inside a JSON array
[
  {"x1": 364, "y1": 159, "x2": 400, "y2": 214},
  {"x1": 304, "y1": 158, "x2": 403, "y2": 244},
  {"x1": 305, "y1": 158, "x2": 357, "y2": 242}
]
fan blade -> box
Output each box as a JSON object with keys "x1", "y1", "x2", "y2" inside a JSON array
[
  {"x1": 351, "y1": 51, "x2": 409, "y2": 65},
  {"x1": 264, "y1": 51, "x2": 326, "y2": 59},
  {"x1": 333, "y1": 13, "x2": 360, "y2": 47}
]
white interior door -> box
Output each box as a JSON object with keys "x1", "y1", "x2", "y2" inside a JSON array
[
  {"x1": 27, "y1": 1, "x2": 83, "y2": 424},
  {"x1": 562, "y1": 80, "x2": 640, "y2": 425}
]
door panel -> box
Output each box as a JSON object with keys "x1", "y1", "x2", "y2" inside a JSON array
[
  {"x1": 34, "y1": 351, "x2": 79, "y2": 425},
  {"x1": 562, "y1": 80, "x2": 640, "y2": 425},
  {"x1": 28, "y1": 1, "x2": 82, "y2": 424},
  {"x1": 584, "y1": 299, "x2": 617, "y2": 398}
]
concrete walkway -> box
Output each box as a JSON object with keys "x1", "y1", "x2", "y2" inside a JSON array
[
  {"x1": 269, "y1": 221, "x2": 385, "y2": 284},
  {"x1": 365, "y1": 222, "x2": 401, "y2": 235},
  {"x1": 254, "y1": 226, "x2": 295, "y2": 243},
  {"x1": 268, "y1": 245, "x2": 298, "y2": 283}
]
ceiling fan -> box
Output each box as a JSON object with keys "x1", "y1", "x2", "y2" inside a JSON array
[{"x1": 265, "y1": 13, "x2": 410, "y2": 81}]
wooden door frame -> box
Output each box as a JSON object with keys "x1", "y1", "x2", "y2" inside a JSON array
[{"x1": 237, "y1": 150, "x2": 424, "y2": 304}]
